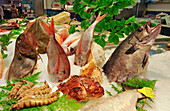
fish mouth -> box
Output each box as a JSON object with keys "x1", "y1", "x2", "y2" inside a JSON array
[{"x1": 144, "y1": 22, "x2": 162, "y2": 45}]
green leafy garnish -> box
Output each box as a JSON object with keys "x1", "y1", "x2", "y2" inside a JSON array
[
  {"x1": 69, "y1": 25, "x2": 76, "y2": 34},
  {"x1": 106, "y1": 90, "x2": 112, "y2": 96},
  {"x1": 60, "y1": 0, "x2": 140, "y2": 47},
  {"x1": 110, "y1": 83, "x2": 124, "y2": 94},
  {"x1": 123, "y1": 78, "x2": 157, "y2": 90}
]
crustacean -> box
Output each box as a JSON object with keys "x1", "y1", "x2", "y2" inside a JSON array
[
  {"x1": 8, "y1": 81, "x2": 59, "y2": 110},
  {"x1": 17, "y1": 81, "x2": 50, "y2": 100},
  {"x1": 57, "y1": 75, "x2": 104, "y2": 102},
  {"x1": 7, "y1": 82, "x2": 23, "y2": 99},
  {"x1": 15, "y1": 80, "x2": 34, "y2": 98},
  {"x1": 17, "y1": 90, "x2": 59, "y2": 102},
  {"x1": 10, "y1": 95, "x2": 59, "y2": 110}
]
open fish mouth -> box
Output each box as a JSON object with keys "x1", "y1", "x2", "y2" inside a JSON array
[{"x1": 144, "y1": 22, "x2": 162, "y2": 45}]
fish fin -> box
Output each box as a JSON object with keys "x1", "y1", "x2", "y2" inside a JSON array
[
  {"x1": 125, "y1": 45, "x2": 139, "y2": 54},
  {"x1": 41, "y1": 19, "x2": 55, "y2": 38},
  {"x1": 142, "y1": 54, "x2": 148, "y2": 69},
  {"x1": 23, "y1": 21, "x2": 34, "y2": 34},
  {"x1": 95, "y1": 12, "x2": 108, "y2": 23}
]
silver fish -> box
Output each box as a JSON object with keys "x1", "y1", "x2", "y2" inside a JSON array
[
  {"x1": 74, "y1": 12, "x2": 107, "y2": 66},
  {"x1": 103, "y1": 22, "x2": 162, "y2": 83},
  {"x1": 79, "y1": 90, "x2": 142, "y2": 111}
]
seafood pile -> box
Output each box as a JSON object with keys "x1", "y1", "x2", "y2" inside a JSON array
[
  {"x1": 7, "y1": 80, "x2": 59, "y2": 110},
  {"x1": 0, "y1": 10, "x2": 162, "y2": 111}
]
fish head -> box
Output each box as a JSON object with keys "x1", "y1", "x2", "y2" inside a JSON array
[
  {"x1": 17, "y1": 32, "x2": 38, "y2": 55},
  {"x1": 130, "y1": 22, "x2": 162, "y2": 47}
]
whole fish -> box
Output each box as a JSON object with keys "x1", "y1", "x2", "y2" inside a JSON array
[
  {"x1": 79, "y1": 90, "x2": 142, "y2": 111},
  {"x1": 7, "y1": 32, "x2": 38, "y2": 80},
  {"x1": 103, "y1": 22, "x2": 162, "y2": 83},
  {"x1": 74, "y1": 12, "x2": 107, "y2": 66},
  {"x1": 42, "y1": 19, "x2": 70, "y2": 82}
]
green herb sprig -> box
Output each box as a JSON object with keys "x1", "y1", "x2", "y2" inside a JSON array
[{"x1": 59, "y1": 0, "x2": 140, "y2": 48}]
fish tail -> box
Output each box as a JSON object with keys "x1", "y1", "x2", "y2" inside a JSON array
[
  {"x1": 95, "y1": 12, "x2": 108, "y2": 23},
  {"x1": 41, "y1": 19, "x2": 55, "y2": 38}
]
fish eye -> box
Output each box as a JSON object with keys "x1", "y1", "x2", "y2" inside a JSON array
[{"x1": 137, "y1": 26, "x2": 143, "y2": 32}]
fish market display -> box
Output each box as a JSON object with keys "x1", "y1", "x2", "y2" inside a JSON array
[
  {"x1": 57, "y1": 75, "x2": 104, "y2": 102},
  {"x1": 42, "y1": 19, "x2": 70, "y2": 82},
  {"x1": 74, "y1": 12, "x2": 107, "y2": 66},
  {"x1": 79, "y1": 90, "x2": 143, "y2": 111},
  {"x1": 6, "y1": 32, "x2": 38, "y2": 80},
  {"x1": 103, "y1": 22, "x2": 162, "y2": 83}
]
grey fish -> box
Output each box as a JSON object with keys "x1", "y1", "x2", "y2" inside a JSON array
[
  {"x1": 103, "y1": 22, "x2": 162, "y2": 83},
  {"x1": 79, "y1": 90, "x2": 142, "y2": 111}
]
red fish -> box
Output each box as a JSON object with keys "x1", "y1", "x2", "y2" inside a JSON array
[
  {"x1": 74, "y1": 12, "x2": 107, "y2": 66},
  {"x1": 42, "y1": 19, "x2": 70, "y2": 82}
]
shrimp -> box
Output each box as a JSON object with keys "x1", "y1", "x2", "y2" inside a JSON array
[
  {"x1": 17, "y1": 81, "x2": 49, "y2": 100},
  {"x1": 17, "y1": 90, "x2": 59, "y2": 102},
  {"x1": 7, "y1": 82, "x2": 22, "y2": 99},
  {"x1": 10, "y1": 95, "x2": 59, "y2": 110},
  {"x1": 15, "y1": 80, "x2": 34, "y2": 98}
]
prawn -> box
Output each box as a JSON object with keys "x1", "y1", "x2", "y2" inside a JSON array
[
  {"x1": 7, "y1": 82, "x2": 22, "y2": 99},
  {"x1": 17, "y1": 81, "x2": 49, "y2": 100},
  {"x1": 17, "y1": 90, "x2": 59, "y2": 102},
  {"x1": 15, "y1": 80, "x2": 34, "y2": 98},
  {"x1": 10, "y1": 95, "x2": 59, "y2": 110}
]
